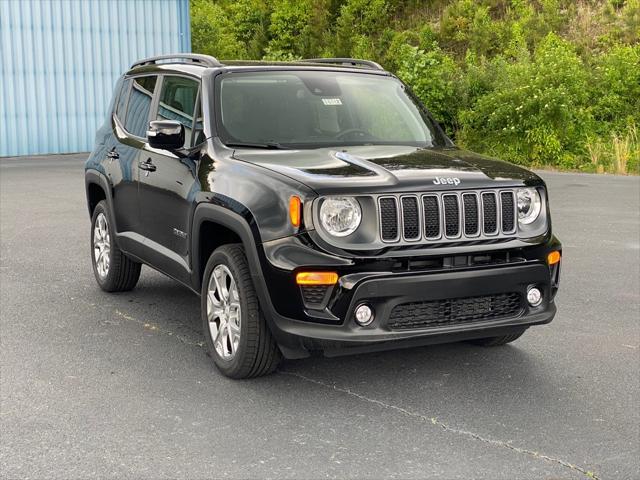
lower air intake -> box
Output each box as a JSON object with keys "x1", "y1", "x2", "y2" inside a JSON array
[{"x1": 388, "y1": 292, "x2": 523, "y2": 330}]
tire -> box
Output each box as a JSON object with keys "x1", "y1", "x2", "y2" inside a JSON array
[
  {"x1": 469, "y1": 331, "x2": 525, "y2": 346},
  {"x1": 90, "y1": 200, "x2": 141, "y2": 292},
  {"x1": 201, "y1": 244, "x2": 281, "y2": 379}
]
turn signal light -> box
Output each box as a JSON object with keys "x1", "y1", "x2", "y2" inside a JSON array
[
  {"x1": 296, "y1": 271, "x2": 338, "y2": 285},
  {"x1": 547, "y1": 251, "x2": 561, "y2": 265},
  {"x1": 289, "y1": 196, "x2": 301, "y2": 227}
]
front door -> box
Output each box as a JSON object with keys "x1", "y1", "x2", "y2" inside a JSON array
[
  {"x1": 107, "y1": 76, "x2": 158, "y2": 243},
  {"x1": 138, "y1": 75, "x2": 202, "y2": 283}
]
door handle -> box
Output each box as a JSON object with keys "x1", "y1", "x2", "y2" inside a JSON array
[
  {"x1": 106, "y1": 148, "x2": 119, "y2": 160},
  {"x1": 138, "y1": 159, "x2": 157, "y2": 172}
]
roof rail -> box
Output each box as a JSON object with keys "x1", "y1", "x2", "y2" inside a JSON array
[
  {"x1": 301, "y1": 57, "x2": 384, "y2": 70},
  {"x1": 131, "y1": 53, "x2": 222, "y2": 69}
]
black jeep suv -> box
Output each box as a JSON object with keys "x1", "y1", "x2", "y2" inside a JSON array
[{"x1": 85, "y1": 54, "x2": 561, "y2": 378}]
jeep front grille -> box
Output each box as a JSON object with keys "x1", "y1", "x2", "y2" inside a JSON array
[{"x1": 378, "y1": 190, "x2": 517, "y2": 244}]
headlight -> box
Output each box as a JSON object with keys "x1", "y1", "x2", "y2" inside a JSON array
[
  {"x1": 319, "y1": 197, "x2": 362, "y2": 237},
  {"x1": 517, "y1": 188, "x2": 542, "y2": 225}
]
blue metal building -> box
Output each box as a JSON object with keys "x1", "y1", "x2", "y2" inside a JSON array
[{"x1": 0, "y1": 0, "x2": 191, "y2": 157}]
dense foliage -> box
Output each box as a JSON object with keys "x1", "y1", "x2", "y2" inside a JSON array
[{"x1": 191, "y1": 0, "x2": 639, "y2": 173}]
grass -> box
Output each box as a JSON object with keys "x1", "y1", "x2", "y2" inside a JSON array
[{"x1": 585, "y1": 123, "x2": 639, "y2": 175}]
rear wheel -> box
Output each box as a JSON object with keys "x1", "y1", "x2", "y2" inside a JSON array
[
  {"x1": 469, "y1": 331, "x2": 525, "y2": 346},
  {"x1": 90, "y1": 201, "x2": 141, "y2": 292},
  {"x1": 201, "y1": 244, "x2": 281, "y2": 379}
]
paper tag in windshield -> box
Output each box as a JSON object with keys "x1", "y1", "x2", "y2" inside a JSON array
[{"x1": 322, "y1": 98, "x2": 342, "y2": 105}]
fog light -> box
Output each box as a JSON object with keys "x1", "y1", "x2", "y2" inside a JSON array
[
  {"x1": 354, "y1": 304, "x2": 374, "y2": 326},
  {"x1": 527, "y1": 287, "x2": 543, "y2": 307}
]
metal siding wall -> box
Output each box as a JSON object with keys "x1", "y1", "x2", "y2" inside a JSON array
[{"x1": 0, "y1": 0, "x2": 191, "y2": 157}]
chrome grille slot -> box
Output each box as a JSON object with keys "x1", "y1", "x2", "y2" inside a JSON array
[
  {"x1": 423, "y1": 195, "x2": 440, "y2": 239},
  {"x1": 482, "y1": 192, "x2": 498, "y2": 235},
  {"x1": 379, "y1": 197, "x2": 399, "y2": 242},
  {"x1": 500, "y1": 191, "x2": 516, "y2": 233},
  {"x1": 462, "y1": 193, "x2": 479, "y2": 236},
  {"x1": 442, "y1": 194, "x2": 460, "y2": 238},
  {"x1": 376, "y1": 189, "x2": 519, "y2": 245},
  {"x1": 401, "y1": 196, "x2": 420, "y2": 241}
]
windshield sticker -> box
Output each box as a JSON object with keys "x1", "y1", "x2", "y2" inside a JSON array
[{"x1": 322, "y1": 98, "x2": 342, "y2": 106}]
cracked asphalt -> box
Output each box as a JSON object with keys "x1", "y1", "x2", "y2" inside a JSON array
[{"x1": 1, "y1": 154, "x2": 639, "y2": 479}]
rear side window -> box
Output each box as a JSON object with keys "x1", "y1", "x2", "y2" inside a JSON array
[
  {"x1": 124, "y1": 76, "x2": 157, "y2": 138},
  {"x1": 156, "y1": 76, "x2": 200, "y2": 147},
  {"x1": 115, "y1": 79, "x2": 131, "y2": 122}
]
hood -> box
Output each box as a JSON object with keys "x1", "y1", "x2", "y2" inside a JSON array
[{"x1": 232, "y1": 145, "x2": 542, "y2": 194}]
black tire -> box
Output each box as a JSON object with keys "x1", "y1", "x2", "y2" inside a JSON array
[
  {"x1": 469, "y1": 331, "x2": 525, "y2": 346},
  {"x1": 90, "y1": 200, "x2": 141, "y2": 292},
  {"x1": 201, "y1": 244, "x2": 281, "y2": 379}
]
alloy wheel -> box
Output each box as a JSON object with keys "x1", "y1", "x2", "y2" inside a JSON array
[
  {"x1": 93, "y1": 212, "x2": 110, "y2": 278},
  {"x1": 207, "y1": 264, "x2": 241, "y2": 359}
]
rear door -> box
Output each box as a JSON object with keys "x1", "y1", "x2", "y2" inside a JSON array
[{"x1": 137, "y1": 74, "x2": 202, "y2": 282}]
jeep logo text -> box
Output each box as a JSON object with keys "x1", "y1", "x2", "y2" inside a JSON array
[{"x1": 433, "y1": 177, "x2": 461, "y2": 186}]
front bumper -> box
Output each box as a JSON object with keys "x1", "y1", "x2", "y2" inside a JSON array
[
  {"x1": 264, "y1": 261, "x2": 556, "y2": 358},
  {"x1": 249, "y1": 233, "x2": 561, "y2": 359}
]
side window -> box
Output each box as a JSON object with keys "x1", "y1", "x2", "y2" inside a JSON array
[
  {"x1": 156, "y1": 76, "x2": 200, "y2": 148},
  {"x1": 124, "y1": 76, "x2": 157, "y2": 138},
  {"x1": 193, "y1": 98, "x2": 205, "y2": 146},
  {"x1": 115, "y1": 79, "x2": 131, "y2": 122}
]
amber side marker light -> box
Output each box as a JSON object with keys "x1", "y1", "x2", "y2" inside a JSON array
[
  {"x1": 548, "y1": 251, "x2": 561, "y2": 265},
  {"x1": 289, "y1": 196, "x2": 301, "y2": 227},
  {"x1": 296, "y1": 272, "x2": 339, "y2": 285}
]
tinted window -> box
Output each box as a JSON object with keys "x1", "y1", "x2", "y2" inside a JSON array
[
  {"x1": 124, "y1": 76, "x2": 157, "y2": 138},
  {"x1": 157, "y1": 76, "x2": 199, "y2": 147},
  {"x1": 115, "y1": 79, "x2": 131, "y2": 122}
]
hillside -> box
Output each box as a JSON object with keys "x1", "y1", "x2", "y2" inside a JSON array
[{"x1": 191, "y1": 0, "x2": 639, "y2": 173}]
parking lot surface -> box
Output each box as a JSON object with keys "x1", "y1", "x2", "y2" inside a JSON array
[{"x1": 1, "y1": 154, "x2": 638, "y2": 479}]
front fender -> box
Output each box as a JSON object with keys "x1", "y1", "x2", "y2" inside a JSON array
[{"x1": 191, "y1": 201, "x2": 264, "y2": 291}]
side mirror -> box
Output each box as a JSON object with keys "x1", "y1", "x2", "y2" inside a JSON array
[{"x1": 147, "y1": 120, "x2": 184, "y2": 150}]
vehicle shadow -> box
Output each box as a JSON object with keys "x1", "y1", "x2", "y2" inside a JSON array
[
  {"x1": 121, "y1": 271, "x2": 561, "y2": 417},
  {"x1": 269, "y1": 342, "x2": 565, "y2": 427}
]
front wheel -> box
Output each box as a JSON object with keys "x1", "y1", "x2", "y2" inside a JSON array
[{"x1": 201, "y1": 244, "x2": 281, "y2": 379}]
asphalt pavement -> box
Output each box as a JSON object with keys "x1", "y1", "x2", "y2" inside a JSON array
[{"x1": 1, "y1": 154, "x2": 638, "y2": 479}]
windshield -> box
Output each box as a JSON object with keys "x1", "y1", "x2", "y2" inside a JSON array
[{"x1": 215, "y1": 70, "x2": 447, "y2": 149}]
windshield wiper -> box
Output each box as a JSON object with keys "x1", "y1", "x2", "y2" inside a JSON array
[{"x1": 225, "y1": 142, "x2": 289, "y2": 150}]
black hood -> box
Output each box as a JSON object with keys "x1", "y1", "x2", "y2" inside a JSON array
[{"x1": 232, "y1": 145, "x2": 542, "y2": 194}]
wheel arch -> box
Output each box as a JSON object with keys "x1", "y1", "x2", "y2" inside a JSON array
[
  {"x1": 85, "y1": 170, "x2": 113, "y2": 219},
  {"x1": 191, "y1": 202, "x2": 265, "y2": 294}
]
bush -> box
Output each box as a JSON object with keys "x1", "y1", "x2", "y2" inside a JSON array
[
  {"x1": 458, "y1": 34, "x2": 592, "y2": 168},
  {"x1": 227, "y1": 0, "x2": 270, "y2": 58},
  {"x1": 396, "y1": 43, "x2": 461, "y2": 134},
  {"x1": 190, "y1": 0, "x2": 247, "y2": 59},
  {"x1": 590, "y1": 44, "x2": 640, "y2": 132},
  {"x1": 334, "y1": 0, "x2": 391, "y2": 56},
  {"x1": 267, "y1": 0, "x2": 314, "y2": 57}
]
